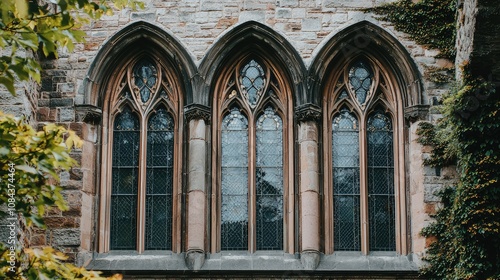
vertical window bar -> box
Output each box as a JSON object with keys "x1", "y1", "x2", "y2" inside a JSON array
[
  {"x1": 256, "y1": 107, "x2": 283, "y2": 250},
  {"x1": 145, "y1": 107, "x2": 174, "y2": 250},
  {"x1": 110, "y1": 107, "x2": 140, "y2": 250},
  {"x1": 332, "y1": 109, "x2": 361, "y2": 251},
  {"x1": 221, "y1": 107, "x2": 249, "y2": 250},
  {"x1": 367, "y1": 111, "x2": 396, "y2": 251}
]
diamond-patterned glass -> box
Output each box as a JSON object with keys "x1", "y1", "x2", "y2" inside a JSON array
[
  {"x1": 332, "y1": 109, "x2": 361, "y2": 251},
  {"x1": 221, "y1": 108, "x2": 249, "y2": 250},
  {"x1": 348, "y1": 60, "x2": 372, "y2": 105},
  {"x1": 337, "y1": 89, "x2": 349, "y2": 102},
  {"x1": 110, "y1": 107, "x2": 139, "y2": 250},
  {"x1": 145, "y1": 107, "x2": 174, "y2": 250},
  {"x1": 256, "y1": 107, "x2": 283, "y2": 250},
  {"x1": 133, "y1": 59, "x2": 157, "y2": 103},
  {"x1": 240, "y1": 60, "x2": 265, "y2": 108},
  {"x1": 367, "y1": 111, "x2": 396, "y2": 251}
]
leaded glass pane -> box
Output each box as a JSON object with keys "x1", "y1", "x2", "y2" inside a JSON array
[
  {"x1": 111, "y1": 107, "x2": 139, "y2": 250},
  {"x1": 337, "y1": 89, "x2": 349, "y2": 102},
  {"x1": 133, "y1": 59, "x2": 157, "y2": 103},
  {"x1": 256, "y1": 107, "x2": 283, "y2": 250},
  {"x1": 145, "y1": 107, "x2": 174, "y2": 250},
  {"x1": 367, "y1": 111, "x2": 396, "y2": 251},
  {"x1": 332, "y1": 109, "x2": 361, "y2": 251},
  {"x1": 348, "y1": 60, "x2": 372, "y2": 105},
  {"x1": 240, "y1": 60, "x2": 265, "y2": 108},
  {"x1": 221, "y1": 108, "x2": 249, "y2": 250}
]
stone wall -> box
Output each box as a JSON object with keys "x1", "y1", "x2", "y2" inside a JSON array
[{"x1": 0, "y1": 0, "x2": 464, "y2": 272}]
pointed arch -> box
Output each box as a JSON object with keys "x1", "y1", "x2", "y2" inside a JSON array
[
  {"x1": 199, "y1": 21, "x2": 305, "y2": 107},
  {"x1": 83, "y1": 20, "x2": 197, "y2": 108},
  {"x1": 208, "y1": 23, "x2": 297, "y2": 253},
  {"x1": 318, "y1": 21, "x2": 415, "y2": 255},
  {"x1": 310, "y1": 20, "x2": 424, "y2": 109},
  {"x1": 95, "y1": 21, "x2": 188, "y2": 254}
]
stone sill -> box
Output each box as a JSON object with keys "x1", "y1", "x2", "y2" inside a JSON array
[{"x1": 87, "y1": 251, "x2": 419, "y2": 273}]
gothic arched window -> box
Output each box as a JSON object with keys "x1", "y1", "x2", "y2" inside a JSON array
[
  {"x1": 214, "y1": 56, "x2": 291, "y2": 252},
  {"x1": 325, "y1": 57, "x2": 399, "y2": 253},
  {"x1": 100, "y1": 56, "x2": 182, "y2": 253}
]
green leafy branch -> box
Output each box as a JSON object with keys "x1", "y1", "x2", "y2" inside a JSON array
[{"x1": 0, "y1": 0, "x2": 144, "y2": 95}]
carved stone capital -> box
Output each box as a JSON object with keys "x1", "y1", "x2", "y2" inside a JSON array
[
  {"x1": 295, "y1": 104, "x2": 322, "y2": 122},
  {"x1": 404, "y1": 104, "x2": 430, "y2": 123},
  {"x1": 75, "y1": 105, "x2": 102, "y2": 125},
  {"x1": 184, "y1": 104, "x2": 211, "y2": 123}
]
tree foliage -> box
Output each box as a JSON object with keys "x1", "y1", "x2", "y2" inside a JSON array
[
  {"x1": 0, "y1": 0, "x2": 143, "y2": 95},
  {"x1": 0, "y1": 0, "x2": 143, "y2": 278},
  {"x1": 0, "y1": 113, "x2": 123, "y2": 279},
  {"x1": 417, "y1": 66, "x2": 500, "y2": 279}
]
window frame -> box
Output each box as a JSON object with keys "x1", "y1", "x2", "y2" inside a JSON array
[
  {"x1": 211, "y1": 54, "x2": 295, "y2": 253},
  {"x1": 322, "y1": 55, "x2": 407, "y2": 255},
  {"x1": 98, "y1": 54, "x2": 184, "y2": 254}
]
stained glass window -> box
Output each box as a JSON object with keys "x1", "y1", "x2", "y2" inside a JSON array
[
  {"x1": 255, "y1": 107, "x2": 283, "y2": 250},
  {"x1": 110, "y1": 107, "x2": 140, "y2": 250},
  {"x1": 337, "y1": 89, "x2": 349, "y2": 102},
  {"x1": 145, "y1": 107, "x2": 174, "y2": 250},
  {"x1": 221, "y1": 107, "x2": 249, "y2": 250},
  {"x1": 348, "y1": 60, "x2": 372, "y2": 105},
  {"x1": 332, "y1": 109, "x2": 361, "y2": 251},
  {"x1": 367, "y1": 111, "x2": 395, "y2": 251},
  {"x1": 133, "y1": 59, "x2": 157, "y2": 103},
  {"x1": 240, "y1": 60, "x2": 265, "y2": 108}
]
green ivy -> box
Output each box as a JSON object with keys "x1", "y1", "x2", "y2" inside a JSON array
[
  {"x1": 366, "y1": 0, "x2": 456, "y2": 58},
  {"x1": 417, "y1": 65, "x2": 500, "y2": 279}
]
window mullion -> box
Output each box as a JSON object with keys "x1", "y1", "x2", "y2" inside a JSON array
[
  {"x1": 137, "y1": 116, "x2": 148, "y2": 253},
  {"x1": 248, "y1": 118, "x2": 256, "y2": 253},
  {"x1": 359, "y1": 117, "x2": 369, "y2": 255}
]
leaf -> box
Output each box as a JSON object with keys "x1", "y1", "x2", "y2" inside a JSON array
[
  {"x1": 15, "y1": 0, "x2": 29, "y2": 18},
  {"x1": 16, "y1": 164, "x2": 38, "y2": 174},
  {"x1": 0, "y1": 76, "x2": 16, "y2": 95}
]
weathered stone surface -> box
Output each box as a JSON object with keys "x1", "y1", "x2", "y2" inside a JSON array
[
  {"x1": 50, "y1": 229, "x2": 81, "y2": 246},
  {"x1": 301, "y1": 251, "x2": 320, "y2": 270},
  {"x1": 185, "y1": 250, "x2": 205, "y2": 270}
]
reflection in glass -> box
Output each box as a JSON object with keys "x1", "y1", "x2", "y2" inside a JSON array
[
  {"x1": 110, "y1": 107, "x2": 139, "y2": 250},
  {"x1": 221, "y1": 107, "x2": 249, "y2": 250},
  {"x1": 145, "y1": 107, "x2": 174, "y2": 250},
  {"x1": 348, "y1": 60, "x2": 372, "y2": 105},
  {"x1": 256, "y1": 107, "x2": 283, "y2": 250},
  {"x1": 332, "y1": 108, "x2": 361, "y2": 251},
  {"x1": 367, "y1": 111, "x2": 395, "y2": 251}
]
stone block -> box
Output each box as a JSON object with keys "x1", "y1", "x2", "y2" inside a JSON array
[
  {"x1": 57, "y1": 82, "x2": 75, "y2": 93},
  {"x1": 424, "y1": 183, "x2": 444, "y2": 202},
  {"x1": 130, "y1": 12, "x2": 156, "y2": 21},
  {"x1": 200, "y1": 0, "x2": 223, "y2": 11},
  {"x1": 239, "y1": 11, "x2": 266, "y2": 23},
  {"x1": 44, "y1": 217, "x2": 80, "y2": 228},
  {"x1": 51, "y1": 228, "x2": 81, "y2": 246},
  {"x1": 276, "y1": 8, "x2": 292, "y2": 18},
  {"x1": 278, "y1": 0, "x2": 299, "y2": 7},
  {"x1": 302, "y1": 18, "x2": 321, "y2": 31},
  {"x1": 301, "y1": 251, "x2": 320, "y2": 270},
  {"x1": 186, "y1": 250, "x2": 205, "y2": 270},
  {"x1": 58, "y1": 107, "x2": 74, "y2": 122}
]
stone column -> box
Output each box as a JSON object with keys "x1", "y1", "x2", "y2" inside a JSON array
[
  {"x1": 184, "y1": 104, "x2": 210, "y2": 270},
  {"x1": 296, "y1": 105, "x2": 321, "y2": 270}
]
